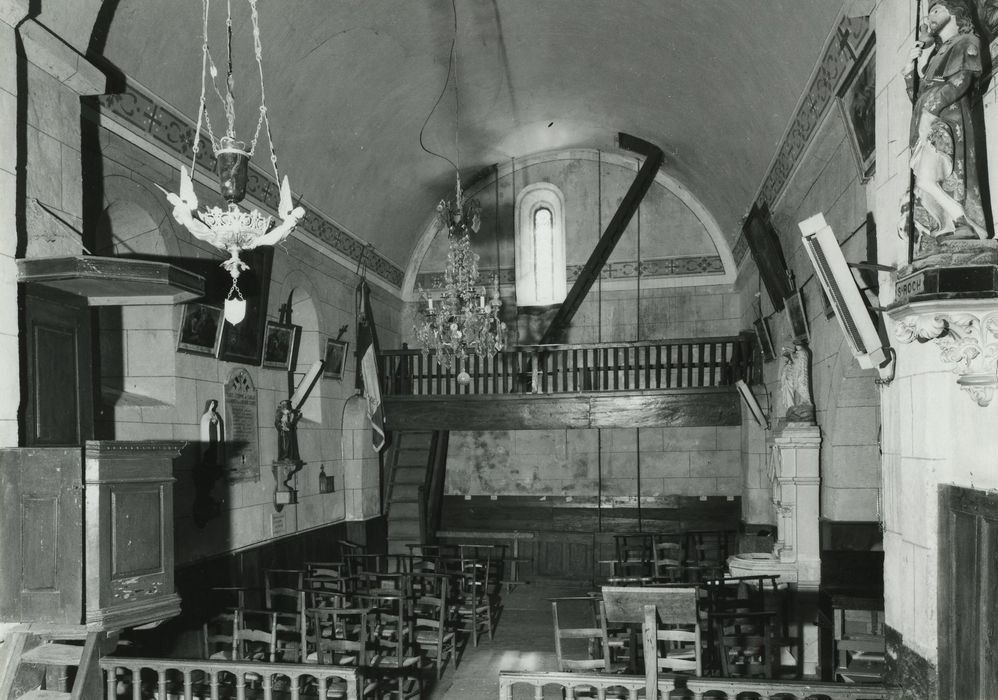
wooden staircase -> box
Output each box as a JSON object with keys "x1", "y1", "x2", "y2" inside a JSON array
[
  {"x1": 0, "y1": 627, "x2": 105, "y2": 700},
  {"x1": 385, "y1": 431, "x2": 448, "y2": 555}
]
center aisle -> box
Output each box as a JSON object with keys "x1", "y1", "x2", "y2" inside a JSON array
[{"x1": 428, "y1": 580, "x2": 590, "y2": 699}]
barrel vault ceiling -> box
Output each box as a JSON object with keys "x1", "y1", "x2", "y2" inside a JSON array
[{"x1": 95, "y1": 0, "x2": 847, "y2": 270}]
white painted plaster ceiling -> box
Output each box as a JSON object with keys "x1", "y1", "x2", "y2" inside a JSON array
[{"x1": 99, "y1": 0, "x2": 846, "y2": 270}]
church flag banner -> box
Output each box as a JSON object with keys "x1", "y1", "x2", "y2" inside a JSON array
[{"x1": 356, "y1": 281, "x2": 385, "y2": 452}]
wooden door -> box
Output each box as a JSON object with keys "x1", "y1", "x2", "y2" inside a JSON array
[
  {"x1": 938, "y1": 485, "x2": 998, "y2": 698},
  {"x1": 0, "y1": 448, "x2": 84, "y2": 623},
  {"x1": 22, "y1": 286, "x2": 93, "y2": 445}
]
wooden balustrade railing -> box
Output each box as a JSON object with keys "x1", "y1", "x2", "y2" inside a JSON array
[
  {"x1": 497, "y1": 671, "x2": 899, "y2": 700},
  {"x1": 381, "y1": 336, "x2": 753, "y2": 397},
  {"x1": 100, "y1": 656, "x2": 360, "y2": 700}
]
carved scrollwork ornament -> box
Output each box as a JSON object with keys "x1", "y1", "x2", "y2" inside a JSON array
[{"x1": 893, "y1": 310, "x2": 998, "y2": 406}]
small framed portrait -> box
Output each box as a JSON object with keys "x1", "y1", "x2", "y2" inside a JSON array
[
  {"x1": 323, "y1": 338, "x2": 349, "y2": 380},
  {"x1": 837, "y1": 46, "x2": 875, "y2": 182},
  {"x1": 261, "y1": 321, "x2": 299, "y2": 370},
  {"x1": 177, "y1": 302, "x2": 223, "y2": 356},
  {"x1": 784, "y1": 288, "x2": 810, "y2": 343},
  {"x1": 753, "y1": 317, "x2": 776, "y2": 363}
]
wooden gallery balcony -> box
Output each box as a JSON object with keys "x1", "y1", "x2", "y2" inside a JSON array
[{"x1": 378, "y1": 335, "x2": 753, "y2": 431}]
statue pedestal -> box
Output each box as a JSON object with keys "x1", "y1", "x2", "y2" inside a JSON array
[
  {"x1": 768, "y1": 421, "x2": 822, "y2": 585},
  {"x1": 273, "y1": 459, "x2": 303, "y2": 510},
  {"x1": 729, "y1": 420, "x2": 822, "y2": 675}
]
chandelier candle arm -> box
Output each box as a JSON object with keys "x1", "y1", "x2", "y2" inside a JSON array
[{"x1": 159, "y1": 0, "x2": 304, "y2": 325}]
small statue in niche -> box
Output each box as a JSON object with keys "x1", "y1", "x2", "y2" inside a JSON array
[
  {"x1": 199, "y1": 399, "x2": 224, "y2": 465},
  {"x1": 194, "y1": 399, "x2": 225, "y2": 527},
  {"x1": 779, "y1": 343, "x2": 815, "y2": 423},
  {"x1": 899, "y1": 0, "x2": 991, "y2": 251},
  {"x1": 275, "y1": 399, "x2": 301, "y2": 463}
]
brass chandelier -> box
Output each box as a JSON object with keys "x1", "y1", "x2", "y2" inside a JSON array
[{"x1": 412, "y1": 0, "x2": 506, "y2": 373}]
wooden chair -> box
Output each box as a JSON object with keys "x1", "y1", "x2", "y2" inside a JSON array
[
  {"x1": 337, "y1": 539, "x2": 367, "y2": 558},
  {"x1": 601, "y1": 584, "x2": 703, "y2": 698},
  {"x1": 347, "y1": 553, "x2": 389, "y2": 577},
  {"x1": 651, "y1": 535, "x2": 684, "y2": 583},
  {"x1": 305, "y1": 606, "x2": 378, "y2": 698},
  {"x1": 709, "y1": 609, "x2": 777, "y2": 678},
  {"x1": 551, "y1": 597, "x2": 615, "y2": 673},
  {"x1": 701, "y1": 575, "x2": 798, "y2": 677},
  {"x1": 453, "y1": 556, "x2": 494, "y2": 646},
  {"x1": 358, "y1": 592, "x2": 422, "y2": 700},
  {"x1": 640, "y1": 590, "x2": 702, "y2": 679},
  {"x1": 411, "y1": 573, "x2": 456, "y2": 679},
  {"x1": 306, "y1": 561, "x2": 350, "y2": 578},
  {"x1": 202, "y1": 609, "x2": 238, "y2": 660},
  {"x1": 551, "y1": 597, "x2": 630, "y2": 700},
  {"x1": 235, "y1": 608, "x2": 279, "y2": 661},
  {"x1": 263, "y1": 569, "x2": 306, "y2": 661},
  {"x1": 613, "y1": 533, "x2": 654, "y2": 580},
  {"x1": 682, "y1": 529, "x2": 735, "y2": 583}
]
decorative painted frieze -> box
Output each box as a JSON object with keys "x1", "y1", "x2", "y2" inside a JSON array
[
  {"x1": 734, "y1": 14, "x2": 872, "y2": 264},
  {"x1": 98, "y1": 82, "x2": 404, "y2": 287}
]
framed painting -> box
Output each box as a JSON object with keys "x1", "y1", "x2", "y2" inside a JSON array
[
  {"x1": 262, "y1": 322, "x2": 299, "y2": 370},
  {"x1": 217, "y1": 248, "x2": 274, "y2": 365},
  {"x1": 177, "y1": 302, "x2": 223, "y2": 356},
  {"x1": 742, "y1": 202, "x2": 792, "y2": 312},
  {"x1": 323, "y1": 338, "x2": 349, "y2": 380},
  {"x1": 784, "y1": 288, "x2": 810, "y2": 343},
  {"x1": 753, "y1": 317, "x2": 776, "y2": 363},
  {"x1": 838, "y1": 46, "x2": 875, "y2": 182}
]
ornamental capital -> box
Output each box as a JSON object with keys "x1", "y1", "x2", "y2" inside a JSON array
[{"x1": 890, "y1": 300, "x2": 998, "y2": 406}]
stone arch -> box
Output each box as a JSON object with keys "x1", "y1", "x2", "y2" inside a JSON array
[
  {"x1": 341, "y1": 394, "x2": 381, "y2": 521},
  {"x1": 403, "y1": 147, "x2": 736, "y2": 301},
  {"x1": 96, "y1": 175, "x2": 182, "y2": 257},
  {"x1": 270, "y1": 266, "x2": 325, "y2": 424},
  {"x1": 93, "y1": 177, "x2": 185, "y2": 421}
]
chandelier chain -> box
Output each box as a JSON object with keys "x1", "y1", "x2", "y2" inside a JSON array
[{"x1": 192, "y1": 0, "x2": 212, "y2": 171}]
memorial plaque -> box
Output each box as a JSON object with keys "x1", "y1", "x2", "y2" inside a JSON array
[{"x1": 223, "y1": 368, "x2": 260, "y2": 482}]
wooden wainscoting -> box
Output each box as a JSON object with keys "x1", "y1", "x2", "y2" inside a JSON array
[{"x1": 437, "y1": 495, "x2": 740, "y2": 584}]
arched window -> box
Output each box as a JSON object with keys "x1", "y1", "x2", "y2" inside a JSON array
[{"x1": 515, "y1": 183, "x2": 566, "y2": 306}]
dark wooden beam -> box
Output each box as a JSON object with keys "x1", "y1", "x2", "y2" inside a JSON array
[
  {"x1": 383, "y1": 388, "x2": 739, "y2": 431},
  {"x1": 540, "y1": 133, "x2": 665, "y2": 344}
]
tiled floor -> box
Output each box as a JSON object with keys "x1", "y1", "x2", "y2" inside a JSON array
[{"x1": 426, "y1": 580, "x2": 589, "y2": 699}]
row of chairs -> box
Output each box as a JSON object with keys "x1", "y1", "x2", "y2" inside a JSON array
[
  {"x1": 552, "y1": 574, "x2": 800, "y2": 684},
  {"x1": 608, "y1": 530, "x2": 736, "y2": 585},
  {"x1": 201, "y1": 548, "x2": 504, "y2": 695}
]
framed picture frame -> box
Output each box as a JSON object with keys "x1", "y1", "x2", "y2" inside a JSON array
[
  {"x1": 753, "y1": 317, "x2": 776, "y2": 363},
  {"x1": 742, "y1": 202, "x2": 792, "y2": 312},
  {"x1": 217, "y1": 248, "x2": 274, "y2": 365},
  {"x1": 837, "y1": 46, "x2": 875, "y2": 182},
  {"x1": 177, "y1": 302, "x2": 223, "y2": 356},
  {"x1": 262, "y1": 321, "x2": 299, "y2": 370},
  {"x1": 323, "y1": 338, "x2": 349, "y2": 380},
  {"x1": 784, "y1": 288, "x2": 810, "y2": 343}
]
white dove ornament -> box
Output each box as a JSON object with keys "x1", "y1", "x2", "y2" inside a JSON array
[{"x1": 158, "y1": 165, "x2": 305, "y2": 325}]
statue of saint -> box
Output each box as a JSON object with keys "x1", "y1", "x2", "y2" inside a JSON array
[
  {"x1": 900, "y1": 0, "x2": 990, "y2": 244},
  {"x1": 779, "y1": 344, "x2": 815, "y2": 423},
  {"x1": 275, "y1": 399, "x2": 301, "y2": 463},
  {"x1": 199, "y1": 399, "x2": 224, "y2": 466}
]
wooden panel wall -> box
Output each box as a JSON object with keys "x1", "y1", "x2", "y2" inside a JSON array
[
  {"x1": 438, "y1": 495, "x2": 739, "y2": 583},
  {"x1": 126, "y1": 517, "x2": 387, "y2": 656}
]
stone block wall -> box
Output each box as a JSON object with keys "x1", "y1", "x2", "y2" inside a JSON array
[
  {"x1": 90, "y1": 128, "x2": 397, "y2": 566},
  {"x1": 446, "y1": 425, "x2": 741, "y2": 500},
  {"x1": 735, "y1": 60, "x2": 882, "y2": 527}
]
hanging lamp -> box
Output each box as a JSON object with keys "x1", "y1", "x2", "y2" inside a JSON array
[{"x1": 159, "y1": 0, "x2": 304, "y2": 324}]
